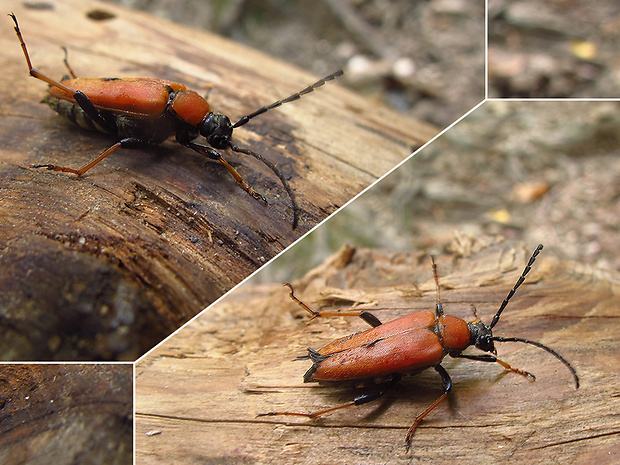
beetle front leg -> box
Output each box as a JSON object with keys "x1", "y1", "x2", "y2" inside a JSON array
[
  {"x1": 177, "y1": 135, "x2": 268, "y2": 204},
  {"x1": 454, "y1": 353, "x2": 536, "y2": 381},
  {"x1": 405, "y1": 365, "x2": 452, "y2": 452},
  {"x1": 283, "y1": 282, "x2": 382, "y2": 327}
]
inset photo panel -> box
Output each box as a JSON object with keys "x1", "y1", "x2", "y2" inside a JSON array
[
  {"x1": 0, "y1": 363, "x2": 133, "y2": 465},
  {"x1": 1, "y1": 0, "x2": 483, "y2": 361},
  {"x1": 489, "y1": 0, "x2": 620, "y2": 98},
  {"x1": 135, "y1": 100, "x2": 620, "y2": 464}
]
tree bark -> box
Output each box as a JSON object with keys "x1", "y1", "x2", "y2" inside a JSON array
[
  {"x1": 136, "y1": 240, "x2": 620, "y2": 464},
  {"x1": 0, "y1": 0, "x2": 437, "y2": 360}
]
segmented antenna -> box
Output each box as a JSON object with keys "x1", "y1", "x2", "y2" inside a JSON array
[
  {"x1": 490, "y1": 244, "x2": 544, "y2": 329},
  {"x1": 229, "y1": 70, "x2": 343, "y2": 229},
  {"x1": 233, "y1": 70, "x2": 343, "y2": 128}
]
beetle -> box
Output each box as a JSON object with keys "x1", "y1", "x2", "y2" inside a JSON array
[
  {"x1": 259, "y1": 244, "x2": 579, "y2": 451},
  {"x1": 10, "y1": 13, "x2": 343, "y2": 229}
]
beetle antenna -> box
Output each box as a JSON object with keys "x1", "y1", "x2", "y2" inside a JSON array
[
  {"x1": 492, "y1": 336, "x2": 579, "y2": 389},
  {"x1": 490, "y1": 244, "x2": 544, "y2": 329},
  {"x1": 228, "y1": 142, "x2": 299, "y2": 229},
  {"x1": 232, "y1": 70, "x2": 343, "y2": 128}
]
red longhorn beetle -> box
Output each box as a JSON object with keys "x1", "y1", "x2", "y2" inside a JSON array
[
  {"x1": 259, "y1": 244, "x2": 579, "y2": 451},
  {"x1": 10, "y1": 13, "x2": 342, "y2": 229}
]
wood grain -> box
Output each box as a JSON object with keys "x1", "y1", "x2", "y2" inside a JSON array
[
  {"x1": 0, "y1": 0, "x2": 437, "y2": 360},
  {"x1": 135, "y1": 241, "x2": 620, "y2": 464}
]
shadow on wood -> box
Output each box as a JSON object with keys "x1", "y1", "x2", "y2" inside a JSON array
[{"x1": 136, "y1": 240, "x2": 620, "y2": 464}]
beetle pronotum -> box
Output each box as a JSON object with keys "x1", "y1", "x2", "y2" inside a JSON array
[{"x1": 259, "y1": 244, "x2": 579, "y2": 451}]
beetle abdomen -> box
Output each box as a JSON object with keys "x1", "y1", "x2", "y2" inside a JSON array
[
  {"x1": 43, "y1": 94, "x2": 114, "y2": 135},
  {"x1": 43, "y1": 94, "x2": 178, "y2": 144}
]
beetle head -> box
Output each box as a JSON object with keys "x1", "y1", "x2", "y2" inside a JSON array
[
  {"x1": 200, "y1": 113, "x2": 233, "y2": 149},
  {"x1": 468, "y1": 321, "x2": 496, "y2": 354}
]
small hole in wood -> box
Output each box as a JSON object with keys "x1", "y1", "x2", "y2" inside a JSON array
[{"x1": 86, "y1": 9, "x2": 116, "y2": 21}]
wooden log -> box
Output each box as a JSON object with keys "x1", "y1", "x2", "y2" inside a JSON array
[
  {"x1": 0, "y1": 0, "x2": 437, "y2": 360},
  {"x1": 135, "y1": 240, "x2": 620, "y2": 464},
  {"x1": 0, "y1": 364, "x2": 132, "y2": 465}
]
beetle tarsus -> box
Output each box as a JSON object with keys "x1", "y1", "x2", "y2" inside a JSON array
[{"x1": 33, "y1": 163, "x2": 79, "y2": 175}]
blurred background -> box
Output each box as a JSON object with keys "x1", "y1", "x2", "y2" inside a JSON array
[
  {"x1": 103, "y1": 0, "x2": 485, "y2": 128},
  {"x1": 489, "y1": 0, "x2": 620, "y2": 98},
  {"x1": 251, "y1": 100, "x2": 620, "y2": 282}
]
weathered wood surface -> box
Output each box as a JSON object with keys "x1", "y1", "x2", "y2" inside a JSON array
[
  {"x1": 0, "y1": 364, "x2": 133, "y2": 465},
  {"x1": 0, "y1": 0, "x2": 437, "y2": 360},
  {"x1": 135, "y1": 241, "x2": 620, "y2": 464}
]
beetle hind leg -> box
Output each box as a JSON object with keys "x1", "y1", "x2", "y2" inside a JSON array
[
  {"x1": 9, "y1": 13, "x2": 78, "y2": 97},
  {"x1": 61, "y1": 46, "x2": 77, "y2": 79},
  {"x1": 258, "y1": 375, "x2": 400, "y2": 419}
]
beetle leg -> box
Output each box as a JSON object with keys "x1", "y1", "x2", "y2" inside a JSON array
[
  {"x1": 228, "y1": 142, "x2": 300, "y2": 230},
  {"x1": 33, "y1": 138, "x2": 144, "y2": 175},
  {"x1": 431, "y1": 256, "x2": 447, "y2": 345},
  {"x1": 71, "y1": 91, "x2": 117, "y2": 134},
  {"x1": 179, "y1": 138, "x2": 268, "y2": 204},
  {"x1": 430, "y1": 256, "x2": 444, "y2": 318},
  {"x1": 405, "y1": 365, "x2": 452, "y2": 452},
  {"x1": 11, "y1": 13, "x2": 117, "y2": 135},
  {"x1": 283, "y1": 283, "x2": 382, "y2": 327},
  {"x1": 258, "y1": 375, "x2": 400, "y2": 419},
  {"x1": 469, "y1": 303, "x2": 481, "y2": 321},
  {"x1": 454, "y1": 353, "x2": 536, "y2": 381},
  {"x1": 10, "y1": 13, "x2": 78, "y2": 97},
  {"x1": 61, "y1": 46, "x2": 77, "y2": 79}
]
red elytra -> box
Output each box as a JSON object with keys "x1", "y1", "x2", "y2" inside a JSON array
[
  {"x1": 10, "y1": 13, "x2": 343, "y2": 229},
  {"x1": 260, "y1": 245, "x2": 579, "y2": 451},
  {"x1": 47, "y1": 78, "x2": 196, "y2": 117},
  {"x1": 309, "y1": 311, "x2": 469, "y2": 382}
]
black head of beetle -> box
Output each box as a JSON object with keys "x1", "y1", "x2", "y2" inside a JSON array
[{"x1": 200, "y1": 113, "x2": 233, "y2": 149}]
